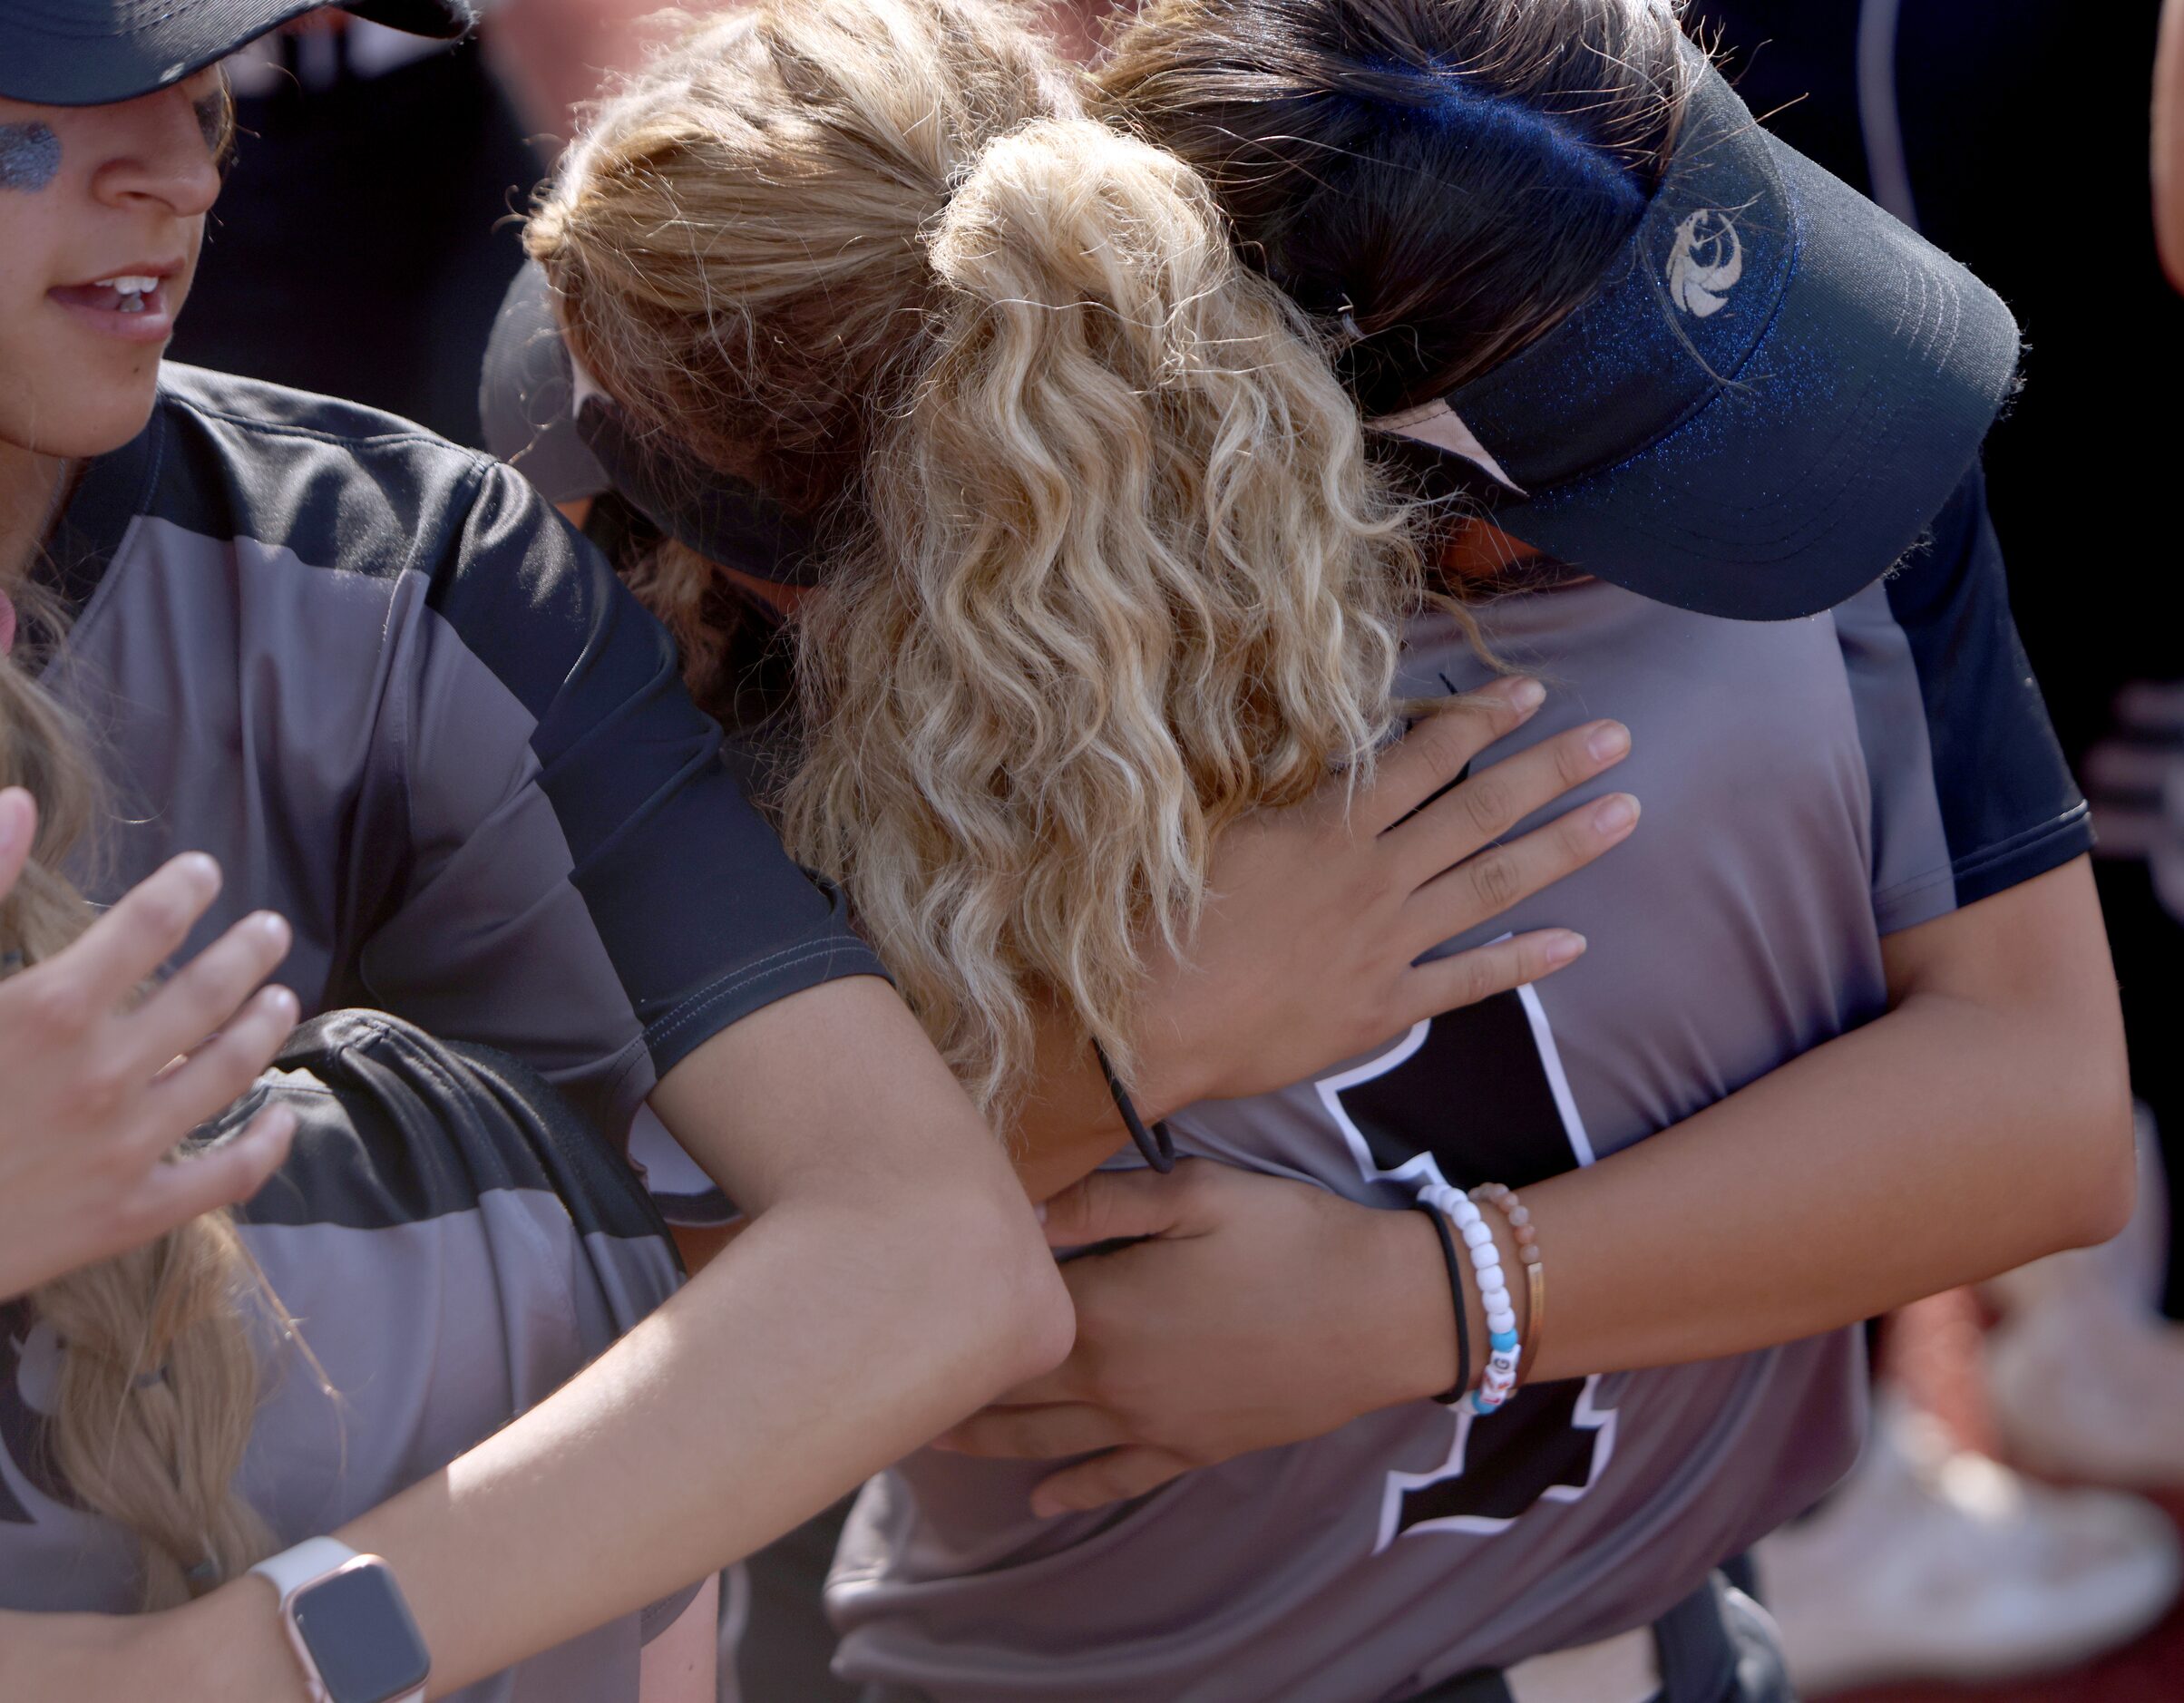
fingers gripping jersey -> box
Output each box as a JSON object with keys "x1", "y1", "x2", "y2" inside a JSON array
[
  {"x1": 829, "y1": 468, "x2": 2091, "y2": 1702},
  {"x1": 36, "y1": 368, "x2": 884, "y2": 1140}
]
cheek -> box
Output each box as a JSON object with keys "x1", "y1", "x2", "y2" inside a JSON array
[
  {"x1": 0, "y1": 190, "x2": 59, "y2": 310},
  {"x1": 0, "y1": 210, "x2": 161, "y2": 459},
  {"x1": 0, "y1": 121, "x2": 68, "y2": 315}
]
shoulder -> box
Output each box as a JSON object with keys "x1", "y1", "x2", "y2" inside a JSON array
[
  {"x1": 148, "y1": 365, "x2": 569, "y2": 591},
  {"x1": 149, "y1": 365, "x2": 633, "y2": 709}
]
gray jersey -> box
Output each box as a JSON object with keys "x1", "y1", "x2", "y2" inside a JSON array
[
  {"x1": 827, "y1": 472, "x2": 2092, "y2": 1699},
  {"x1": 0, "y1": 1014, "x2": 687, "y2": 1701},
  {"x1": 35, "y1": 365, "x2": 884, "y2": 1145}
]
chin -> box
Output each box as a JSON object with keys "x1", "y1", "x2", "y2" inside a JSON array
[{"x1": 17, "y1": 367, "x2": 165, "y2": 460}]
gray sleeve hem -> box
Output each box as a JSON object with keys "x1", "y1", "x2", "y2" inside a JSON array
[
  {"x1": 1873, "y1": 803, "x2": 2097, "y2": 936},
  {"x1": 1948, "y1": 803, "x2": 2095, "y2": 910},
  {"x1": 1871, "y1": 869, "x2": 1957, "y2": 938}
]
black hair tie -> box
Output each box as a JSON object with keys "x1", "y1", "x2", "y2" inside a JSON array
[
  {"x1": 1411, "y1": 1200, "x2": 1472, "y2": 1405},
  {"x1": 1093, "y1": 1040, "x2": 1176, "y2": 1173}
]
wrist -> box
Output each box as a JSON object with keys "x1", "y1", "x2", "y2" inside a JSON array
[
  {"x1": 0, "y1": 1588, "x2": 307, "y2": 1703},
  {"x1": 1402, "y1": 1190, "x2": 1532, "y2": 1405},
  {"x1": 1467, "y1": 1202, "x2": 1528, "y2": 1387},
  {"x1": 1368, "y1": 1202, "x2": 1468, "y2": 1407},
  {"x1": 0, "y1": 1609, "x2": 147, "y2": 1696},
  {"x1": 171, "y1": 1572, "x2": 315, "y2": 1701}
]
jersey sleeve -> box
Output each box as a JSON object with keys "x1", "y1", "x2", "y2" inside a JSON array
[
  {"x1": 1833, "y1": 463, "x2": 2093, "y2": 937},
  {"x1": 348, "y1": 460, "x2": 887, "y2": 1136}
]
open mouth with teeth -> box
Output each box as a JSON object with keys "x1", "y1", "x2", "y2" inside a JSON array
[
  {"x1": 52, "y1": 274, "x2": 165, "y2": 316},
  {"x1": 97, "y1": 276, "x2": 160, "y2": 313}
]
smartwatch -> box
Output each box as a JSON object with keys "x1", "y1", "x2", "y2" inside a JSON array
[{"x1": 249, "y1": 1537, "x2": 431, "y2": 1703}]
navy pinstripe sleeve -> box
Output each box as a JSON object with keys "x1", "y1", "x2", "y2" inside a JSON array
[
  {"x1": 376, "y1": 460, "x2": 886, "y2": 1123},
  {"x1": 1880, "y1": 464, "x2": 2094, "y2": 907}
]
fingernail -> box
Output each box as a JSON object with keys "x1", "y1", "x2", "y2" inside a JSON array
[
  {"x1": 1543, "y1": 930, "x2": 1586, "y2": 968},
  {"x1": 265, "y1": 986, "x2": 299, "y2": 1019},
  {"x1": 178, "y1": 852, "x2": 220, "y2": 893},
  {"x1": 249, "y1": 910, "x2": 290, "y2": 945},
  {"x1": 1585, "y1": 721, "x2": 1631, "y2": 763},
  {"x1": 1502, "y1": 676, "x2": 1545, "y2": 714},
  {"x1": 1593, "y1": 794, "x2": 1640, "y2": 836}
]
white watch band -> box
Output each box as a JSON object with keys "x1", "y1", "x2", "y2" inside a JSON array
[
  {"x1": 249, "y1": 1535, "x2": 365, "y2": 1601},
  {"x1": 249, "y1": 1537, "x2": 428, "y2": 1703}
]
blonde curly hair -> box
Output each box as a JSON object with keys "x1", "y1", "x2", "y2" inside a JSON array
[{"x1": 530, "y1": 0, "x2": 1424, "y2": 1116}]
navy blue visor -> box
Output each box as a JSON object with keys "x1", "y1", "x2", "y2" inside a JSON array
[
  {"x1": 1375, "y1": 48, "x2": 2022, "y2": 620},
  {"x1": 483, "y1": 45, "x2": 2019, "y2": 616}
]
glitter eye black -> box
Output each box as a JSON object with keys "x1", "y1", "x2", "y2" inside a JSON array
[{"x1": 0, "y1": 122, "x2": 62, "y2": 194}]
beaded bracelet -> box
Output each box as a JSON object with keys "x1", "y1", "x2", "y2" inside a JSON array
[
  {"x1": 1419, "y1": 1182, "x2": 1520, "y2": 1414},
  {"x1": 1409, "y1": 1201, "x2": 1472, "y2": 1405},
  {"x1": 1093, "y1": 1039, "x2": 1176, "y2": 1173},
  {"x1": 1471, "y1": 1182, "x2": 1545, "y2": 1392}
]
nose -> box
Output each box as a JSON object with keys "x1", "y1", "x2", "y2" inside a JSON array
[{"x1": 90, "y1": 83, "x2": 223, "y2": 220}]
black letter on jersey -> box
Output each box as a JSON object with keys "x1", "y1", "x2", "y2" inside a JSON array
[{"x1": 1321, "y1": 991, "x2": 1614, "y2": 1544}]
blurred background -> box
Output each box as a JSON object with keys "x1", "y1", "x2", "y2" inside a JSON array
[{"x1": 175, "y1": 0, "x2": 2184, "y2": 1696}]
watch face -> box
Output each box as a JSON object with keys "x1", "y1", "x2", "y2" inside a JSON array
[{"x1": 292, "y1": 1563, "x2": 431, "y2": 1703}]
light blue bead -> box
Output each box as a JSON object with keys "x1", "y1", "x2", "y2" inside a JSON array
[{"x1": 1489, "y1": 1329, "x2": 1520, "y2": 1352}]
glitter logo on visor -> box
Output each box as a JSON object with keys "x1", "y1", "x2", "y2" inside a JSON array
[{"x1": 1666, "y1": 209, "x2": 1745, "y2": 318}]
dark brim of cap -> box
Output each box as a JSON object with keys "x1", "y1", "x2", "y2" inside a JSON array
[
  {"x1": 1489, "y1": 137, "x2": 2021, "y2": 621},
  {"x1": 481, "y1": 259, "x2": 613, "y2": 508},
  {"x1": 2, "y1": 0, "x2": 473, "y2": 106},
  {"x1": 482, "y1": 260, "x2": 829, "y2": 584}
]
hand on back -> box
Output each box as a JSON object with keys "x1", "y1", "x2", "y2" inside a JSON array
[
  {"x1": 0, "y1": 788, "x2": 299, "y2": 1299},
  {"x1": 1131, "y1": 676, "x2": 1636, "y2": 1115}
]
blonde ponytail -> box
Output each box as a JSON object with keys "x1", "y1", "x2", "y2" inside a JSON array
[
  {"x1": 535, "y1": 0, "x2": 1423, "y2": 1117},
  {"x1": 790, "y1": 116, "x2": 1417, "y2": 1111},
  {"x1": 4, "y1": 584, "x2": 273, "y2": 1608},
  {"x1": 35, "y1": 1229, "x2": 272, "y2": 1607}
]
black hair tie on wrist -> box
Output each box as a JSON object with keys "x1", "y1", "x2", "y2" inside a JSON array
[
  {"x1": 1411, "y1": 1200, "x2": 1472, "y2": 1405},
  {"x1": 1094, "y1": 1040, "x2": 1176, "y2": 1173}
]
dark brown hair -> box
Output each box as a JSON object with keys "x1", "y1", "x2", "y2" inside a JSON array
[{"x1": 1097, "y1": 0, "x2": 1693, "y2": 417}]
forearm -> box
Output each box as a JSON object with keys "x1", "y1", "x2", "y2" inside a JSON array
[
  {"x1": 1519, "y1": 982, "x2": 2130, "y2": 1381},
  {"x1": 2158, "y1": 0, "x2": 2184, "y2": 288},
  {"x1": 359, "y1": 1192, "x2": 1047, "y2": 1688},
  {"x1": 112, "y1": 981, "x2": 1069, "y2": 1698},
  {"x1": 140, "y1": 1182, "x2": 1055, "y2": 1696},
  {"x1": 1030, "y1": 955, "x2": 2132, "y2": 1398}
]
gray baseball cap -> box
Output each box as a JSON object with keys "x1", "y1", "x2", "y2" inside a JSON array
[{"x1": 1, "y1": 0, "x2": 473, "y2": 106}]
